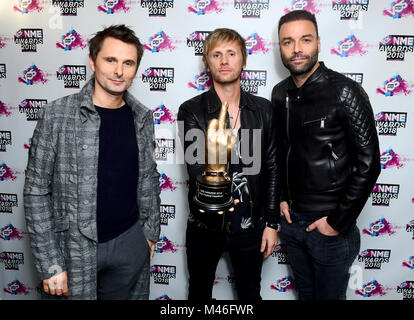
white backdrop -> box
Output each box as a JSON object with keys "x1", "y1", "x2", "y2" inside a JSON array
[{"x1": 0, "y1": 0, "x2": 413, "y2": 300}]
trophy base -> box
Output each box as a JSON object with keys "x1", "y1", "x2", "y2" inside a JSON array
[
  {"x1": 193, "y1": 195, "x2": 234, "y2": 212},
  {"x1": 194, "y1": 175, "x2": 234, "y2": 212}
]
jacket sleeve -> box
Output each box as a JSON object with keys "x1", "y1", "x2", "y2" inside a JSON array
[
  {"x1": 23, "y1": 105, "x2": 67, "y2": 280},
  {"x1": 327, "y1": 83, "x2": 381, "y2": 234},
  {"x1": 263, "y1": 100, "x2": 280, "y2": 224},
  {"x1": 177, "y1": 103, "x2": 205, "y2": 215},
  {"x1": 141, "y1": 111, "x2": 161, "y2": 243}
]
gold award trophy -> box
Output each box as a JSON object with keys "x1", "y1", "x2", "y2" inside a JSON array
[{"x1": 193, "y1": 102, "x2": 235, "y2": 213}]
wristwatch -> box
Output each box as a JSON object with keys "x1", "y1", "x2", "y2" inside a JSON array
[{"x1": 266, "y1": 221, "x2": 281, "y2": 232}]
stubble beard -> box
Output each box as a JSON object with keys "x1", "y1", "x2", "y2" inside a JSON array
[{"x1": 281, "y1": 48, "x2": 319, "y2": 77}]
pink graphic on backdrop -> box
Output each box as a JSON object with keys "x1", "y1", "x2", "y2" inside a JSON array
[
  {"x1": 0, "y1": 163, "x2": 17, "y2": 182},
  {"x1": 18, "y1": 65, "x2": 48, "y2": 85},
  {"x1": 331, "y1": 35, "x2": 367, "y2": 57},
  {"x1": 13, "y1": 0, "x2": 44, "y2": 14},
  {"x1": 3, "y1": 280, "x2": 30, "y2": 295},
  {"x1": 363, "y1": 218, "x2": 396, "y2": 237},
  {"x1": 245, "y1": 33, "x2": 270, "y2": 55},
  {"x1": 402, "y1": 256, "x2": 414, "y2": 269},
  {"x1": 284, "y1": 0, "x2": 321, "y2": 14},
  {"x1": 98, "y1": 0, "x2": 130, "y2": 14},
  {"x1": 0, "y1": 37, "x2": 10, "y2": 49},
  {"x1": 152, "y1": 105, "x2": 176, "y2": 125},
  {"x1": 0, "y1": 101, "x2": 13, "y2": 117},
  {"x1": 376, "y1": 74, "x2": 412, "y2": 96},
  {"x1": 188, "y1": 71, "x2": 212, "y2": 91},
  {"x1": 24, "y1": 138, "x2": 32, "y2": 149},
  {"x1": 159, "y1": 173, "x2": 177, "y2": 191},
  {"x1": 155, "y1": 294, "x2": 173, "y2": 300},
  {"x1": 383, "y1": 0, "x2": 414, "y2": 18},
  {"x1": 156, "y1": 236, "x2": 179, "y2": 253},
  {"x1": 380, "y1": 148, "x2": 405, "y2": 169},
  {"x1": 144, "y1": 31, "x2": 176, "y2": 53},
  {"x1": 188, "y1": 0, "x2": 223, "y2": 15},
  {"x1": 356, "y1": 280, "x2": 388, "y2": 297},
  {"x1": 270, "y1": 276, "x2": 296, "y2": 292},
  {"x1": 0, "y1": 224, "x2": 24, "y2": 240},
  {"x1": 56, "y1": 29, "x2": 87, "y2": 51}
]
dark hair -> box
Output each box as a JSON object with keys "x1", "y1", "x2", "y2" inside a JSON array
[
  {"x1": 88, "y1": 24, "x2": 143, "y2": 68},
  {"x1": 278, "y1": 10, "x2": 319, "y2": 37},
  {"x1": 203, "y1": 28, "x2": 247, "y2": 69}
]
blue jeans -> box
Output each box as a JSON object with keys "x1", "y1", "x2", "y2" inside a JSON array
[{"x1": 280, "y1": 211, "x2": 360, "y2": 300}]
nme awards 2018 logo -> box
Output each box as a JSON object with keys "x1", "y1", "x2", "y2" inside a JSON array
[
  {"x1": 376, "y1": 74, "x2": 412, "y2": 96},
  {"x1": 397, "y1": 281, "x2": 414, "y2": 300},
  {"x1": 0, "y1": 64, "x2": 6, "y2": 79},
  {"x1": 375, "y1": 112, "x2": 407, "y2": 136},
  {"x1": 371, "y1": 183, "x2": 399, "y2": 206},
  {"x1": 14, "y1": 0, "x2": 44, "y2": 14},
  {"x1": 56, "y1": 29, "x2": 87, "y2": 51},
  {"x1": 188, "y1": 71, "x2": 212, "y2": 91},
  {"x1": 0, "y1": 252, "x2": 24, "y2": 270},
  {"x1": 284, "y1": 0, "x2": 321, "y2": 14},
  {"x1": 187, "y1": 31, "x2": 210, "y2": 56},
  {"x1": 151, "y1": 265, "x2": 176, "y2": 284},
  {"x1": 358, "y1": 249, "x2": 391, "y2": 269},
  {"x1": 142, "y1": 67, "x2": 174, "y2": 91},
  {"x1": 19, "y1": 99, "x2": 47, "y2": 121},
  {"x1": 383, "y1": 0, "x2": 414, "y2": 19},
  {"x1": 188, "y1": 0, "x2": 223, "y2": 15},
  {"x1": 0, "y1": 131, "x2": 12, "y2": 152},
  {"x1": 272, "y1": 244, "x2": 290, "y2": 264},
  {"x1": 331, "y1": 35, "x2": 367, "y2": 57},
  {"x1": 155, "y1": 138, "x2": 175, "y2": 161},
  {"x1": 52, "y1": 0, "x2": 85, "y2": 16},
  {"x1": 406, "y1": 219, "x2": 414, "y2": 239},
  {"x1": 14, "y1": 29, "x2": 43, "y2": 52},
  {"x1": 241, "y1": 70, "x2": 266, "y2": 94},
  {"x1": 144, "y1": 31, "x2": 176, "y2": 53},
  {"x1": 234, "y1": 0, "x2": 269, "y2": 18},
  {"x1": 332, "y1": 0, "x2": 369, "y2": 20},
  {"x1": 160, "y1": 204, "x2": 175, "y2": 225},
  {"x1": 342, "y1": 72, "x2": 363, "y2": 84},
  {"x1": 379, "y1": 35, "x2": 414, "y2": 61},
  {"x1": 141, "y1": 0, "x2": 173, "y2": 17},
  {"x1": 57, "y1": 65, "x2": 86, "y2": 88},
  {"x1": 0, "y1": 193, "x2": 18, "y2": 214},
  {"x1": 18, "y1": 65, "x2": 48, "y2": 85}
]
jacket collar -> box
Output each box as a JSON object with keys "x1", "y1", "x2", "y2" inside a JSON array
[
  {"x1": 287, "y1": 61, "x2": 328, "y2": 91},
  {"x1": 206, "y1": 85, "x2": 253, "y2": 114}
]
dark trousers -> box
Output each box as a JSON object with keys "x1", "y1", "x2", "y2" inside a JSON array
[
  {"x1": 280, "y1": 211, "x2": 360, "y2": 300},
  {"x1": 97, "y1": 220, "x2": 150, "y2": 300},
  {"x1": 186, "y1": 224, "x2": 264, "y2": 301}
]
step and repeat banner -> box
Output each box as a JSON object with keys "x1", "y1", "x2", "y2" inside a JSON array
[{"x1": 0, "y1": 0, "x2": 413, "y2": 300}]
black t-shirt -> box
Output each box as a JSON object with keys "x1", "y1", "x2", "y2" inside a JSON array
[{"x1": 95, "y1": 104, "x2": 139, "y2": 243}]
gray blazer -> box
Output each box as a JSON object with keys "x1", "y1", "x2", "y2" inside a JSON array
[{"x1": 24, "y1": 78, "x2": 161, "y2": 299}]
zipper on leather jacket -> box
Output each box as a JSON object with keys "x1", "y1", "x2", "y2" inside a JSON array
[
  {"x1": 304, "y1": 117, "x2": 326, "y2": 128},
  {"x1": 327, "y1": 142, "x2": 339, "y2": 161},
  {"x1": 285, "y1": 95, "x2": 292, "y2": 208}
]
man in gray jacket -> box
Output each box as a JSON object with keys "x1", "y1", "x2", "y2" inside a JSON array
[{"x1": 24, "y1": 25, "x2": 161, "y2": 300}]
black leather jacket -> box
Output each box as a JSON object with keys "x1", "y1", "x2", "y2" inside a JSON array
[
  {"x1": 271, "y1": 62, "x2": 381, "y2": 234},
  {"x1": 178, "y1": 87, "x2": 279, "y2": 227}
]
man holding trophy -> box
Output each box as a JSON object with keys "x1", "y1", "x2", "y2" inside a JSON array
[{"x1": 178, "y1": 28, "x2": 279, "y2": 301}]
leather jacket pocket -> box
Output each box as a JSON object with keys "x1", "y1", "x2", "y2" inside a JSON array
[
  {"x1": 327, "y1": 142, "x2": 338, "y2": 182},
  {"x1": 303, "y1": 116, "x2": 327, "y2": 129}
]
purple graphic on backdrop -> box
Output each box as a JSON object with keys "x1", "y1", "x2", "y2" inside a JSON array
[
  {"x1": 155, "y1": 294, "x2": 173, "y2": 300},
  {"x1": 383, "y1": 0, "x2": 414, "y2": 19},
  {"x1": 159, "y1": 173, "x2": 177, "y2": 191},
  {"x1": 270, "y1": 276, "x2": 296, "y2": 292},
  {"x1": 13, "y1": 0, "x2": 44, "y2": 13},
  {"x1": 0, "y1": 163, "x2": 18, "y2": 182},
  {"x1": 144, "y1": 31, "x2": 176, "y2": 53},
  {"x1": 152, "y1": 105, "x2": 176, "y2": 125},
  {"x1": 376, "y1": 74, "x2": 412, "y2": 96},
  {"x1": 331, "y1": 35, "x2": 367, "y2": 57},
  {"x1": 0, "y1": 101, "x2": 13, "y2": 117},
  {"x1": 3, "y1": 280, "x2": 30, "y2": 295},
  {"x1": 98, "y1": 0, "x2": 130, "y2": 14},
  {"x1": 188, "y1": 0, "x2": 223, "y2": 15},
  {"x1": 356, "y1": 280, "x2": 388, "y2": 297},
  {"x1": 188, "y1": 71, "x2": 212, "y2": 91},
  {"x1": 363, "y1": 218, "x2": 396, "y2": 237},
  {"x1": 18, "y1": 65, "x2": 48, "y2": 85},
  {"x1": 284, "y1": 0, "x2": 321, "y2": 14},
  {"x1": 402, "y1": 256, "x2": 414, "y2": 269},
  {"x1": 0, "y1": 224, "x2": 23, "y2": 240},
  {"x1": 245, "y1": 33, "x2": 270, "y2": 55},
  {"x1": 56, "y1": 29, "x2": 87, "y2": 51},
  {"x1": 380, "y1": 148, "x2": 405, "y2": 169},
  {"x1": 155, "y1": 236, "x2": 179, "y2": 253}
]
